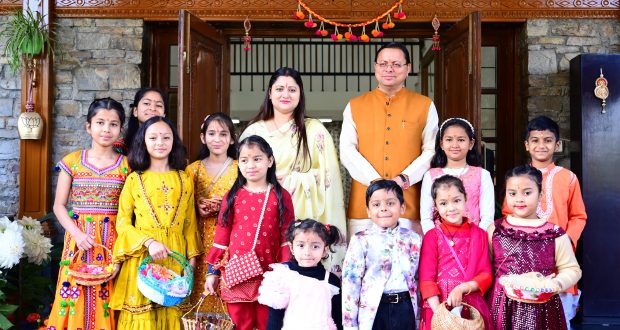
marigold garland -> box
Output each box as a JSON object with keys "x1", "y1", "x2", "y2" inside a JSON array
[{"x1": 294, "y1": 0, "x2": 406, "y2": 42}]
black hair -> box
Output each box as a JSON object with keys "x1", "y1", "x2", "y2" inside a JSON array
[
  {"x1": 431, "y1": 175, "x2": 467, "y2": 201},
  {"x1": 525, "y1": 115, "x2": 560, "y2": 141},
  {"x1": 86, "y1": 97, "x2": 126, "y2": 127},
  {"x1": 250, "y1": 67, "x2": 311, "y2": 172},
  {"x1": 219, "y1": 135, "x2": 288, "y2": 227},
  {"x1": 286, "y1": 219, "x2": 343, "y2": 259},
  {"x1": 365, "y1": 179, "x2": 404, "y2": 207},
  {"x1": 375, "y1": 42, "x2": 411, "y2": 64},
  {"x1": 195, "y1": 112, "x2": 238, "y2": 161},
  {"x1": 431, "y1": 118, "x2": 482, "y2": 168},
  {"x1": 128, "y1": 116, "x2": 187, "y2": 172},
  {"x1": 505, "y1": 164, "x2": 543, "y2": 194},
  {"x1": 125, "y1": 87, "x2": 168, "y2": 153}
]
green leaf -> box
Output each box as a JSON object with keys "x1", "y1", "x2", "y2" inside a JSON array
[
  {"x1": 0, "y1": 303, "x2": 18, "y2": 314},
  {"x1": 0, "y1": 313, "x2": 15, "y2": 330}
]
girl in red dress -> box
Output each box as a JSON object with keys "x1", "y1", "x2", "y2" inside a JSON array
[
  {"x1": 204, "y1": 135, "x2": 295, "y2": 330},
  {"x1": 419, "y1": 175, "x2": 493, "y2": 329}
]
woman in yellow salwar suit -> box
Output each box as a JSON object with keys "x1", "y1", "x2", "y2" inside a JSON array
[
  {"x1": 240, "y1": 67, "x2": 347, "y2": 276},
  {"x1": 110, "y1": 116, "x2": 203, "y2": 330}
]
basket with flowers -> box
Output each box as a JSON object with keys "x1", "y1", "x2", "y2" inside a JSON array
[
  {"x1": 137, "y1": 251, "x2": 193, "y2": 307},
  {"x1": 67, "y1": 244, "x2": 115, "y2": 286},
  {"x1": 499, "y1": 272, "x2": 560, "y2": 304}
]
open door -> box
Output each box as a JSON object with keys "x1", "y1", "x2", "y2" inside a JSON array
[
  {"x1": 422, "y1": 12, "x2": 481, "y2": 135},
  {"x1": 178, "y1": 10, "x2": 230, "y2": 160}
]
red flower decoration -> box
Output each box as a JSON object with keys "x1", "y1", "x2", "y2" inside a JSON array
[{"x1": 26, "y1": 313, "x2": 41, "y2": 323}]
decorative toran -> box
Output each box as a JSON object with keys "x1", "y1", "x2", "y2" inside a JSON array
[{"x1": 293, "y1": 0, "x2": 406, "y2": 42}]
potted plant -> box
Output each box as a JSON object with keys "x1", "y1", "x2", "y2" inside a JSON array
[{"x1": 1, "y1": 8, "x2": 55, "y2": 73}]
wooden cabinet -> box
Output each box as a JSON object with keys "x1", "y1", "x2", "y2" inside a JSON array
[{"x1": 570, "y1": 54, "x2": 620, "y2": 324}]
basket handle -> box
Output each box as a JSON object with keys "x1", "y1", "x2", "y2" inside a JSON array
[
  {"x1": 140, "y1": 250, "x2": 194, "y2": 290},
  {"x1": 71, "y1": 243, "x2": 113, "y2": 265}
]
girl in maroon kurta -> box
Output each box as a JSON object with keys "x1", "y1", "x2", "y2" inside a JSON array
[
  {"x1": 419, "y1": 175, "x2": 493, "y2": 329},
  {"x1": 204, "y1": 135, "x2": 294, "y2": 330},
  {"x1": 487, "y1": 165, "x2": 581, "y2": 330}
]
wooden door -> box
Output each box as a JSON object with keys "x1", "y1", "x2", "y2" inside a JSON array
[
  {"x1": 425, "y1": 12, "x2": 481, "y2": 136},
  {"x1": 178, "y1": 10, "x2": 229, "y2": 160}
]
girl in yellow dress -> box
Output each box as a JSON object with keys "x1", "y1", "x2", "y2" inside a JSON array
[
  {"x1": 110, "y1": 116, "x2": 203, "y2": 330},
  {"x1": 48, "y1": 98, "x2": 128, "y2": 330},
  {"x1": 185, "y1": 112, "x2": 238, "y2": 313}
]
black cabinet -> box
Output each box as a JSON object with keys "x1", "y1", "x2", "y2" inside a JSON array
[{"x1": 570, "y1": 54, "x2": 620, "y2": 324}]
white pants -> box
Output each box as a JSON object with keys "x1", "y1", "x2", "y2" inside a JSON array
[
  {"x1": 347, "y1": 218, "x2": 414, "y2": 241},
  {"x1": 560, "y1": 290, "x2": 581, "y2": 329}
]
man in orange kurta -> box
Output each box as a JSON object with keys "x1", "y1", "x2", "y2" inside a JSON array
[
  {"x1": 340, "y1": 42, "x2": 438, "y2": 237},
  {"x1": 502, "y1": 115, "x2": 587, "y2": 326}
]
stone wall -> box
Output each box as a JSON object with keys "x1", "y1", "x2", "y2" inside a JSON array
[
  {"x1": 51, "y1": 18, "x2": 143, "y2": 204},
  {"x1": 0, "y1": 16, "x2": 21, "y2": 217},
  {"x1": 0, "y1": 17, "x2": 143, "y2": 217},
  {"x1": 526, "y1": 19, "x2": 619, "y2": 167}
]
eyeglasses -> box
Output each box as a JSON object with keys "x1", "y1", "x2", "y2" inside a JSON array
[{"x1": 375, "y1": 62, "x2": 408, "y2": 70}]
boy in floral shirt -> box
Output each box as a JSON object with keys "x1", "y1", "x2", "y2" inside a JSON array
[{"x1": 342, "y1": 180, "x2": 421, "y2": 330}]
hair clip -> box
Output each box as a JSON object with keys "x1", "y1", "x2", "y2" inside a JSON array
[
  {"x1": 325, "y1": 224, "x2": 331, "y2": 232},
  {"x1": 439, "y1": 117, "x2": 475, "y2": 135},
  {"x1": 200, "y1": 115, "x2": 211, "y2": 131},
  {"x1": 294, "y1": 221, "x2": 302, "y2": 227}
]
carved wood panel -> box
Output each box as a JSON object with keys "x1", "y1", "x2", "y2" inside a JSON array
[{"x1": 1, "y1": 0, "x2": 617, "y2": 20}]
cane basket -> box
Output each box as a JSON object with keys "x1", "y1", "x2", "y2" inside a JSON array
[
  {"x1": 182, "y1": 294, "x2": 234, "y2": 330},
  {"x1": 431, "y1": 302, "x2": 484, "y2": 330},
  {"x1": 67, "y1": 244, "x2": 114, "y2": 286},
  {"x1": 137, "y1": 251, "x2": 194, "y2": 307}
]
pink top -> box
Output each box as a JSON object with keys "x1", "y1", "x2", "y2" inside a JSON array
[{"x1": 430, "y1": 166, "x2": 482, "y2": 226}]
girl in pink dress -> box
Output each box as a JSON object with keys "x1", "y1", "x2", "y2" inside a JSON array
[
  {"x1": 419, "y1": 175, "x2": 493, "y2": 329},
  {"x1": 420, "y1": 117, "x2": 495, "y2": 234},
  {"x1": 258, "y1": 219, "x2": 343, "y2": 330}
]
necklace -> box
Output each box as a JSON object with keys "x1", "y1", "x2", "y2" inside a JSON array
[{"x1": 441, "y1": 222, "x2": 458, "y2": 247}]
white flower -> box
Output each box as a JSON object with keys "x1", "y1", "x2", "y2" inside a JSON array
[
  {"x1": 22, "y1": 229, "x2": 52, "y2": 265},
  {"x1": 0, "y1": 217, "x2": 25, "y2": 269},
  {"x1": 19, "y1": 217, "x2": 52, "y2": 265},
  {"x1": 19, "y1": 216, "x2": 43, "y2": 235}
]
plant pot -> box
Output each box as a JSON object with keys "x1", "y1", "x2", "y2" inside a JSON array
[
  {"x1": 20, "y1": 34, "x2": 44, "y2": 56},
  {"x1": 17, "y1": 111, "x2": 44, "y2": 139}
]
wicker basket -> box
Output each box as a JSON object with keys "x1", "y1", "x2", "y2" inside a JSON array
[
  {"x1": 431, "y1": 302, "x2": 484, "y2": 330},
  {"x1": 137, "y1": 251, "x2": 193, "y2": 307},
  {"x1": 182, "y1": 294, "x2": 234, "y2": 330},
  {"x1": 67, "y1": 244, "x2": 114, "y2": 286}
]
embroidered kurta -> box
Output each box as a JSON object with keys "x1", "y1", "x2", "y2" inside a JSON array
[
  {"x1": 258, "y1": 262, "x2": 341, "y2": 330},
  {"x1": 110, "y1": 170, "x2": 203, "y2": 330},
  {"x1": 419, "y1": 220, "x2": 493, "y2": 330},
  {"x1": 205, "y1": 187, "x2": 295, "y2": 292},
  {"x1": 241, "y1": 118, "x2": 347, "y2": 275},
  {"x1": 341, "y1": 224, "x2": 421, "y2": 330},
  {"x1": 48, "y1": 150, "x2": 130, "y2": 330},
  {"x1": 420, "y1": 166, "x2": 495, "y2": 233},
  {"x1": 340, "y1": 88, "x2": 438, "y2": 221},
  {"x1": 487, "y1": 217, "x2": 582, "y2": 330},
  {"x1": 184, "y1": 159, "x2": 237, "y2": 314}
]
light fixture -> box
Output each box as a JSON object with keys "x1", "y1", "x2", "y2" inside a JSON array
[
  {"x1": 232, "y1": 118, "x2": 241, "y2": 124},
  {"x1": 318, "y1": 118, "x2": 333, "y2": 123}
]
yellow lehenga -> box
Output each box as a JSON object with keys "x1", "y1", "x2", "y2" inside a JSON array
[
  {"x1": 184, "y1": 159, "x2": 238, "y2": 314},
  {"x1": 241, "y1": 118, "x2": 347, "y2": 275},
  {"x1": 110, "y1": 170, "x2": 203, "y2": 330}
]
